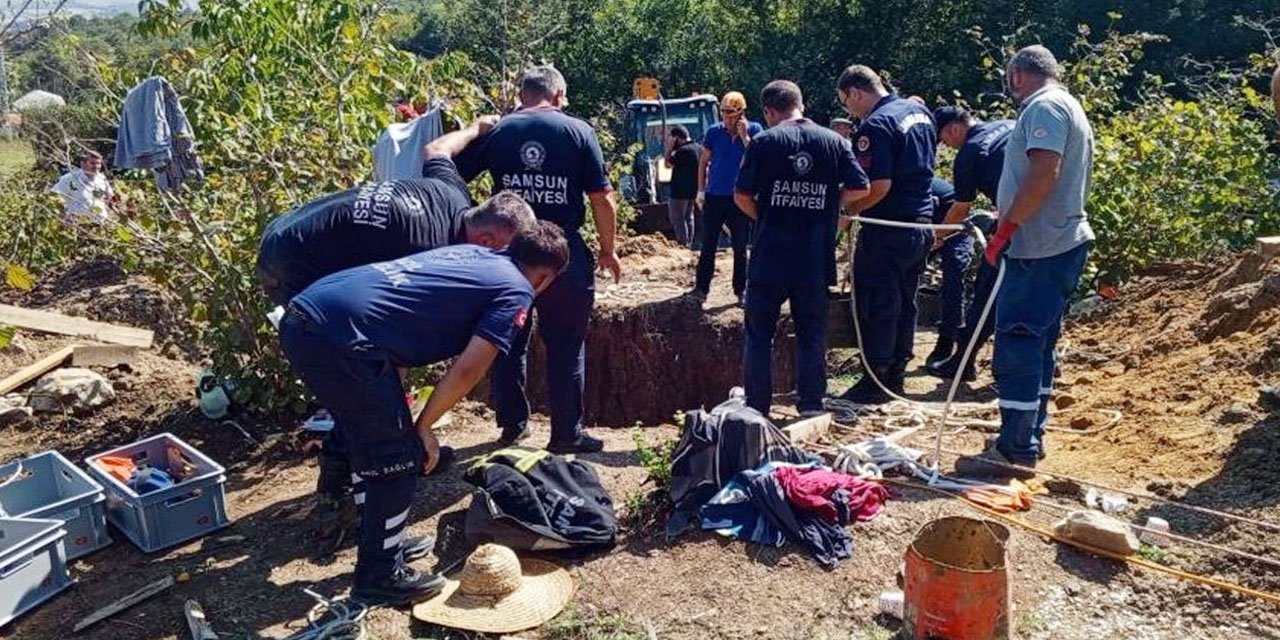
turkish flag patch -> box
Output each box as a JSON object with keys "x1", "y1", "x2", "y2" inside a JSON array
[{"x1": 515, "y1": 308, "x2": 528, "y2": 328}]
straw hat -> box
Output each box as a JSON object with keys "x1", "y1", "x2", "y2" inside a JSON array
[{"x1": 412, "y1": 544, "x2": 574, "y2": 633}]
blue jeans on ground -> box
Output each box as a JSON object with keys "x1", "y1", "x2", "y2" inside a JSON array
[
  {"x1": 938, "y1": 234, "x2": 975, "y2": 340},
  {"x1": 743, "y1": 281, "x2": 829, "y2": 414},
  {"x1": 490, "y1": 271, "x2": 595, "y2": 444},
  {"x1": 854, "y1": 224, "x2": 931, "y2": 368},
  {"x1": 992, "y1": 242, "x2": 1092, "y2": 464},
  {"x1": 696, "y1": 195, "x2": 751, "y2": 296}
]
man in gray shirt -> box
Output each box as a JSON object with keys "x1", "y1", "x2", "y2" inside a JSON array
[{"x1": 960, "y1": 45, "x2": 1095, "y2": 476}]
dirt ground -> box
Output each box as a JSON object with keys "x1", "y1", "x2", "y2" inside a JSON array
[{"x1": 1, "y1": 240, "x2": 1279, "y2": 640}]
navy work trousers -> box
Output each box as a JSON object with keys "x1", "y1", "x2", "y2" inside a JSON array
[
  {"x1": 938, "y1": 233, "x2": 975, "y2": 340},
  {"x1": 992, "y1": 242, "x2": 1091, "y2": 464},
  {"x1": 279, "y1": 306, "x2": 421, "y2": 587},
  {"x1": 696, "y1": 195, "x2": 751, "y2": 296},
  {"x1": 743, "y1": 281, "x2": 829, "y2": 414},
  {"x1": 490, "y1": 272, "x2": 594, "y2": 444},
  {"x1": 854, "y1": 224, "x2": 931, "y2": 369}
]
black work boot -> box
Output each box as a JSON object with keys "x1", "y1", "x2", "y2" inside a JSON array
[
  {"x1": 926, "y1": 350, "x2": 977, "y2": 382},
  {"x1": 838, "y1": 367, "x2": 894, "y2": 405},
  {"x1": 401, "y1": 535, "x2": 436, "y2": 562},
  {"x1": 548, "y1": 433, "x2": 605, "y2": 454},
  {"x1": 499, "y1": 422, "x2": 532, "y2": 445},
  {"x1": 925, "y1": 337, "x2": 955, "y2": 368},
  {"x1": 352, "y1": 566, "x2": 446, "y2": 606}
]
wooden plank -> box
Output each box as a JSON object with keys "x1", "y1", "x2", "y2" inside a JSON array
[
  {"x1": 0, "y1": 304, "x2": 153, "y2": 348},
  {"x1": 0, "y1": 346, "x2": 75, "y2": 395},
  {"x1": 782, "y1": 412, "x2": 832, "y2": 445},
  {"x1": 70, "y1": 345, "x2": 139, "y2": 368},
  {"x1": 73, "y1": 576, "x2": 174, "y2": 632}
]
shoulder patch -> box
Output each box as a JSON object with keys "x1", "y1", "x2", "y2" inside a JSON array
[
  {"x1": 515, "y1": 307, "x2": 529, "y2": 328},
  {"x1": 1032, "y1": 127, "x2": 1049, "y2": 139},
  {"x1": 856, "y1": 136, "x2": 871, "y2": 152}
]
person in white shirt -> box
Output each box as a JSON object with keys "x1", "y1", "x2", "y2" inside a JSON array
[{"x1": 51, "y1": 151, "x2": 117, "y2": 222}]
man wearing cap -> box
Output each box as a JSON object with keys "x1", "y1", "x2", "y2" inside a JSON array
[
  {"x1": 665, "y1": 125, "x2": 700, "y2": 247},
  {"x1": 830, "y1": 118, "x2": 855, "y2": 140},
  {"x1": 478, "y1": 65, "x2": 622, "y2": 455},
  {"x1": 927, "y1": 106, "x2": 1015, "y2": 381},
  {"x1": 280, "y1": 222, "x2": 570, "y2": 604},
  {"x1": 694, "y1": 91, "x2": 763, "y2": 304},
  {"x1": 735, "y1": 80, "x2": 869, "y2": 416},
  {"x1": 960, "y1": 45, "x2": 1095, "y2": 476},
  {"x1": 835, "y1": 65, "x2": 938, "y2": 405}
]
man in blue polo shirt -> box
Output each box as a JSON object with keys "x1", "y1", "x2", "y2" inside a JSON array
[
  {"x1": 257, "y1": 116, "x2": 531, "y2": 306},
  {"x1": 835, "y1": 65, "x2": 938, "y2": 405},
  {"x1": 927, "y1": 106, "x2": 1015, "y2": 381},
  {"x1": 280, "y1": 222, "x2": 569, "y2": 605},
  {"x1": 694, "y1": 91, "x2": 763, "y2": 304},
  {"x1": 479, "y1": 64, "x2": 622, "y2": 454},
  {"x1": 735, "y1": 80, "x2": 869, "y2": 416}
]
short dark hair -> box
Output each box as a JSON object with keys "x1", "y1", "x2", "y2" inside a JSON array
[
  {"x1": 669, "y1": 125, "x2": 690, "y2": 140},
  {"x1": 519, "y1": 65, "x2": 567, "y2": 102},
  {"x1": 508, "y1": 220, "x2": 570, "y2": 275},
  {"x1": 837, "y1": 65, "x2": 884, "y2": 94},
  {"x1": 761, "y1": 80, "x2": 803, "y2": 113},
  {"x1": 465, "y1": 191, "x2": 535, "y2": 236},
  {"x1": 933, "y1": 106, "x2": 972, "y2": 132},
  {"x1": 81, "y1": 150, "x2": 103, "y2": 163}
]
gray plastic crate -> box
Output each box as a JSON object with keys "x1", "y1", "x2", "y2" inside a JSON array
[
  {"x1": 84, "y1": 433, "x2": 230, "y2": 553},
  {"x1": 0, "y1": 451, "x2": 111, "y2": 560},
  {"x1": 0, "y1": 517, "x2": 71, "y2": 628}
]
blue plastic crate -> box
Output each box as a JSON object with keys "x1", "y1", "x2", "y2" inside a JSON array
[
  {"x1": 84, "y1": 433, "x2": 230, "y2": 553},
  {"x1": 0, "y1": 451, "x2": 111, "y2": 560},
  {"x1": 0, "y1": 517, "x2": 71, "y2": 628}
]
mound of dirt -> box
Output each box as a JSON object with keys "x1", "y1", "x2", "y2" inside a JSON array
[
  {"x1": 1052, "y1": 246, "x2": 1280, "y2": 492},
  {"x1": 9, "y1": 258, "x2": 195, "y2": 357}
]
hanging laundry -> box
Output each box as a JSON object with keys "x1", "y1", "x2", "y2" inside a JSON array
[
  {"x1": 115, "y1": 76, "x2": 205, "y2": 193},
  {"x1": 372, "y1": 106, "x2": 444, "y2": 181}
]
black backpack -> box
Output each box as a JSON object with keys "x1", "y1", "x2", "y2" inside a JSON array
[{"x1": 463, "y1": 448, "x2": 618, "y2": 551}]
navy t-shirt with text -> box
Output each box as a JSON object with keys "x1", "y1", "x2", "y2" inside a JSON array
[
  {"x1": 291, "y1": 245, "x2": 533, "y2": 368},
  {"x1": 953, "y1": 119, "x2": 1014, "y2": 205},
  {"x1": 736, "y1": 119, "x2": 869, "y2": 287},
  {"x1": 854, "y1": 95, "x2": 937, "y2": 221},
  {"x1": 480, "y1": 106, "x2": 610, "y2": 284},
  {"x1": 257, "y1": 157, "x2": 474, "y2": 303}
]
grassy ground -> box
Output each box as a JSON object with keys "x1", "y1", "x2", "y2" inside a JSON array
[{"x1": 0, "y1": 138, "x2": 34, "y2": 174}]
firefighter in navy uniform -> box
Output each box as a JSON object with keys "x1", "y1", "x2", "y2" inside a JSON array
[
  {"x1": 280, "y1": 223, "x2": 569, "y2": 605},
  {"x1": 478, "y1": 65, "x2": 623, "y2": 453},
  {"x1": 927, "y1": 106, "x2": 1015, "y2": 381},
  {"x1": 835, "y1": 65, "x2": 939, "y2": 405},
  {"x1": 735, "y1": 80, "x2": 869, "y2": 416}
]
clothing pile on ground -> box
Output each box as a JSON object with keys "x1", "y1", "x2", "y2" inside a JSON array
[
  {"x1": 115, "y1": 76, "x2": 205, "y2": 192},
  {"x1": 667, "y1": 392, "x2": 889, "y2": 567},
  {"x1": 463, "y1": 447, "x2": 618, "y2": 551}
]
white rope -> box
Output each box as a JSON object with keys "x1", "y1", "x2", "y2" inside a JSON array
[
  {"x1": 843, "y1": 216, "x2": 1004, "y2": 474},
  {"x1": 285, "y1": 590, "x2": 368, "y2": 640}
]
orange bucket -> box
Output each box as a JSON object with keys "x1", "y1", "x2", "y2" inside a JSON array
[{"x1": 903, "y1": 516, "x2": 1011, "y2": 640}]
